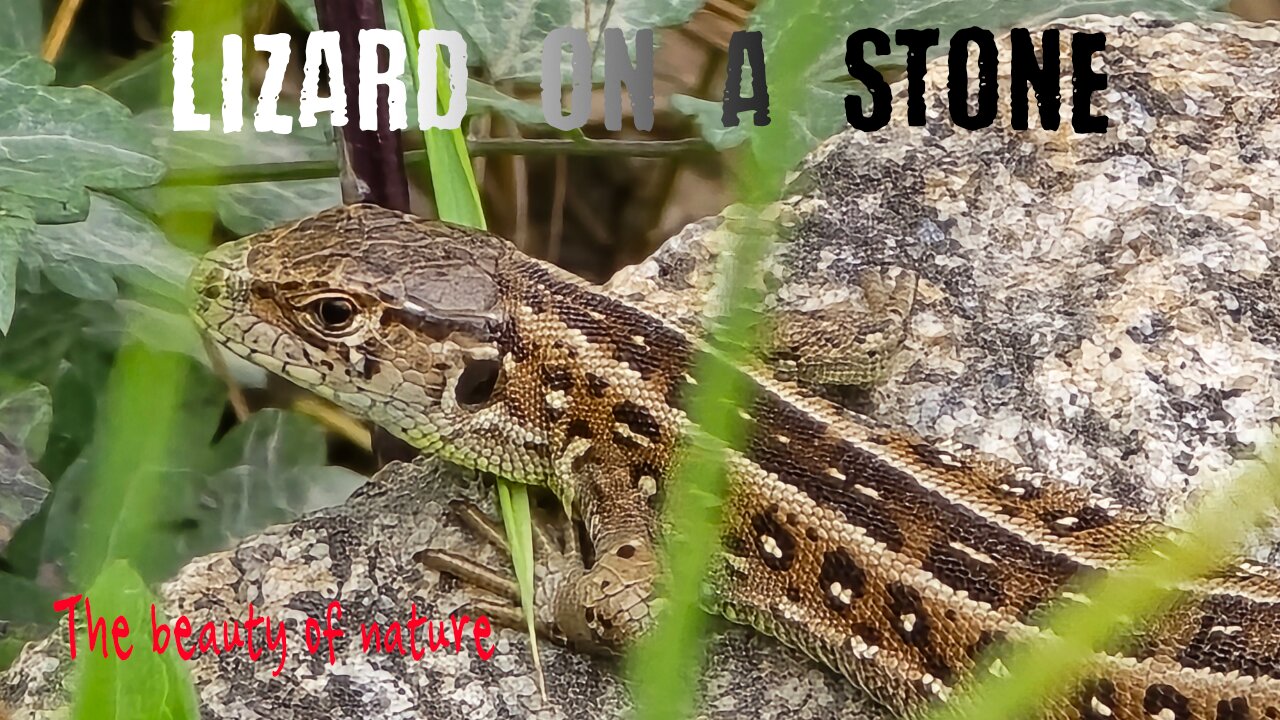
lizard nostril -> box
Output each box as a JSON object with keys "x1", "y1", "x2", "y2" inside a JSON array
[{"x1": 200, "y1": 282, "x2": 223, "y2": 300}]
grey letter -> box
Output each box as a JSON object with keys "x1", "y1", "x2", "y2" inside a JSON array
[
  {"x1": 603, "y1": 28, "x2": 654, "y2": 131},
  {"x1": 542, "y1": 28, "x2": 591, "y2": 130}
]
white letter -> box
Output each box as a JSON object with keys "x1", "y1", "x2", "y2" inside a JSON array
[
  {"x1": 254, "y1": 34, "x2": 294, "y2": 134},
  {"x1": 221, "y1": 34, "x2": 243, "y2": 132},
  {"x1": 358, "y1": 29, "x2": 408, "y2": 131},
  {"x1": 172, "y1": 31, "x2": 210, "y2": 131},
  {"x1": 299, "y1": 31, "x2": 347, "y2": 128},
  {"x1": 416, "y1": 30, "x2": 468, "y2": 130}
]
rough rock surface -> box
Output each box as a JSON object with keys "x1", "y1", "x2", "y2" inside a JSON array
[{"x1": 5, "y1": 13, "x2": 1280, "y2": 720}]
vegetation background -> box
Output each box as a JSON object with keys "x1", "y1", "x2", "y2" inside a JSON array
[{"x1": 1, "y1": 0, "x2": 1278, "y2": 717}]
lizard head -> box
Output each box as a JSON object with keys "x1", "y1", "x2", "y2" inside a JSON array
[{"x1": 190, "y1": 204, "x2": 537, "y2": 468}]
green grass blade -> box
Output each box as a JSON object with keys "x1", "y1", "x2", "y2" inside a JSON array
[
  {"x1": 394, "y1": 0, "x2": 539, "y2": 693},
  {"x1": 397, "y1": 0, "x2": 485, "y2": 229},
  {"x1": 626, "y1": 0, "x2": 834, "y2": 716}
]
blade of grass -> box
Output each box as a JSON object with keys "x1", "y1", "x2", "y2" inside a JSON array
[
  {"x1": 626, "y1": 0, "x2": 834, "y2": 717},
  {"x1": 395, "y1": 0, "x2": 541, "y2": 697},
  {"x1": 397, "y1": 0, "x2": 485, "y2": 230}
]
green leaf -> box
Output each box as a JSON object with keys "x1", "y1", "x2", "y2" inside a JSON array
[
  {"x1": 72, "y1": 561, "x2": 200, "y2": 720},
  {"x1": 465, "y1": 79, "x2": 547, "y2": 126},
  {"x1": 0, "y1": 48, "x2": 51, "y2": 84},
  {"x1": 132, "y1": 110, "x2": 343, "y2": 234},
  {"x1": 0, "y1": 65, "x2": 165, "y2": 197},
  {"x1": 28, "y1": 193, "x2": 195, "y2": 301},
  {"x1": 217, "y1": 179, "x2": 342, "y2": 235},
  {"x1": 0, "y1": 197, "x2": 34, "y2": 333},
  {"x1": 669, "y1": 95, "x2": 747, "y2": 151},
  {"x1": 0, "y1": 1, "x2": 41, "y2": 56},
  {"x1": 442, "y1": 0, "x2": 702, "y2": 83},
  {"x1": 0, "y1": 380, "x2": 53, "y2": 460},
  {"x1": 0, "y1": 433, "x2": 51, "y2": 555}
]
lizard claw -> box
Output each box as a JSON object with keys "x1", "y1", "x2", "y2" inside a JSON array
[{"x1": 419, "y1": 498, "x2": 659, "y2": 654}]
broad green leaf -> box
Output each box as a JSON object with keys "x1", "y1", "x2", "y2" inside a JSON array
[
  {"x1": 0, "y1": 48, "x2": 51, "y2": 84},
  {"x1": 71, "y1": 561, "x2": 200, "y2": 720},
  {"x1": 669, "y1": 95, "x2": 748, "y2": 151},
  {"x1": 133, "y1": 110, "x2": 342, "y2": 234},
  {"x1": 0, "y1": 380, "x2": 53, "y2": 460},
  {"x1": 0, "y1": 1, "x2": 41, "y2": 56},
  {"x1": 28, "y1": 194, "x2": 194, "y2": 301},
  {"x1": 0, "y1": 67, "x2": 165, "y2": 194},
  {"x1": 0, "y1": 197, "x2": 34, "y2": 333},
  {"x1": 217, "y1": 179, "x2": 342, "y2": 235},
  {"x1": 465, "y1": 79, "x2": 547, "y2": 126},
  {"x1": 137, "y1": 110, "x2": 335, "y2": 168}
]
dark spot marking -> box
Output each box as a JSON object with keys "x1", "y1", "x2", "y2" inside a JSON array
[
  {"x1": 884, "y1": 580, "x2": 956, "y2": 687},
  {"x1": 586, "y1": 373, "x2": 610, "y2": 398},
  {"x1": 1172, "y1": 594, "x2": 1280, "y2": 679},
  {"x1": 1143, "y1": 684, "x2": 1191, "y2": 720},
  {"x1": 540, "y1": 365, "x2": 574, "y2": 391},
  {"x1": 784, "y1": 586, "x2": 802, "y2": 603},
  {"x1": 818, "y1": 549, "x2": 866, "y2": 611},
  {"x1": 750, "y1": 512, "x2": 796, "y2": 571},
  {"x1": 921, "y1": 541, "x2": 1005, "y2": 607},
  {"x1": 1217, "y1": 698, "x2": 1249, "y2": 720},
  {"x1": 611, "y1": 429, "x2": 645, "y2": 451},
  {"x1": 1077, "y1": 678, "x2": 1118, "y2": 720},
  {"x1": 612, "y1": 401, "x2": 662, "y2": 443},
  {"x1": 566, "y1": 418, "x2": 594, "y2": 440},
  {"x1": 1041, "y1": 505, "x2": 1114, "y2": 535},
  {"x1": 910, "y1": 442, "x2": 967, "y2": 471},
  {"x1": 884, "y1": 582, "x2": 930, "y2": 648},
  {"x1": 850, "y1": 622, "x2": 883, "y2": 645},
  {"x1": 360, "y1": 354, "x2": 379, "y2": 381}
]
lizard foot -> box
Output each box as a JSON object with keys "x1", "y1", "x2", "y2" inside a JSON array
[{"x1": 419, "y1": 499, "x2": 658, "y2": 654}]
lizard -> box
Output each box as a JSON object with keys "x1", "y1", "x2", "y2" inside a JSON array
[{"x1": 190, "y1": 203, "x2": 1280, "y2": 720}]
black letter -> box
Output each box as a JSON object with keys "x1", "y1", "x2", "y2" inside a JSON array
[
  {"x1": 948, "y1": 27, "x2": 998, "y2": 130},
  {"x1": 1071, "y1": 32, "x2": 1108, "y2": 133},
  {"x1": 723, "y1": 31, "x2": 769, "y2": 127},
  {"x1": 1009, "y1": 29, "x2": 1060, "y2": 130},
  {"x1": 894, "y1": 28, "x2": 939, "y2": 126},
  {"x1": 845, "y1": 29, "x2": 890, "y2": 131}
]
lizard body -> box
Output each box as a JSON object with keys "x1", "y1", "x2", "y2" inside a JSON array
[{"x1": 191, "y1": 204, "x2": 1280, "y2": 720}]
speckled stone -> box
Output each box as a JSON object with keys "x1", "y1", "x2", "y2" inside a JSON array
[{"x1": 4, "y1": 13, "x2": 1279, "y2": 720}]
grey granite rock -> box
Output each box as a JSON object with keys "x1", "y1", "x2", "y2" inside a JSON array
[{"x1": 4, "y1": 13, "x2": 1279, "y2": 720}]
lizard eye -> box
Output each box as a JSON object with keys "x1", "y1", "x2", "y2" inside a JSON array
[{"x1": 309, "y1": 297, "x2": 358, "y2": 331}]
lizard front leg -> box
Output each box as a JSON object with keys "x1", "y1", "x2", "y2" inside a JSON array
[{"x1": 422, "y1": 455, "x2": 662, "y2": 655}]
